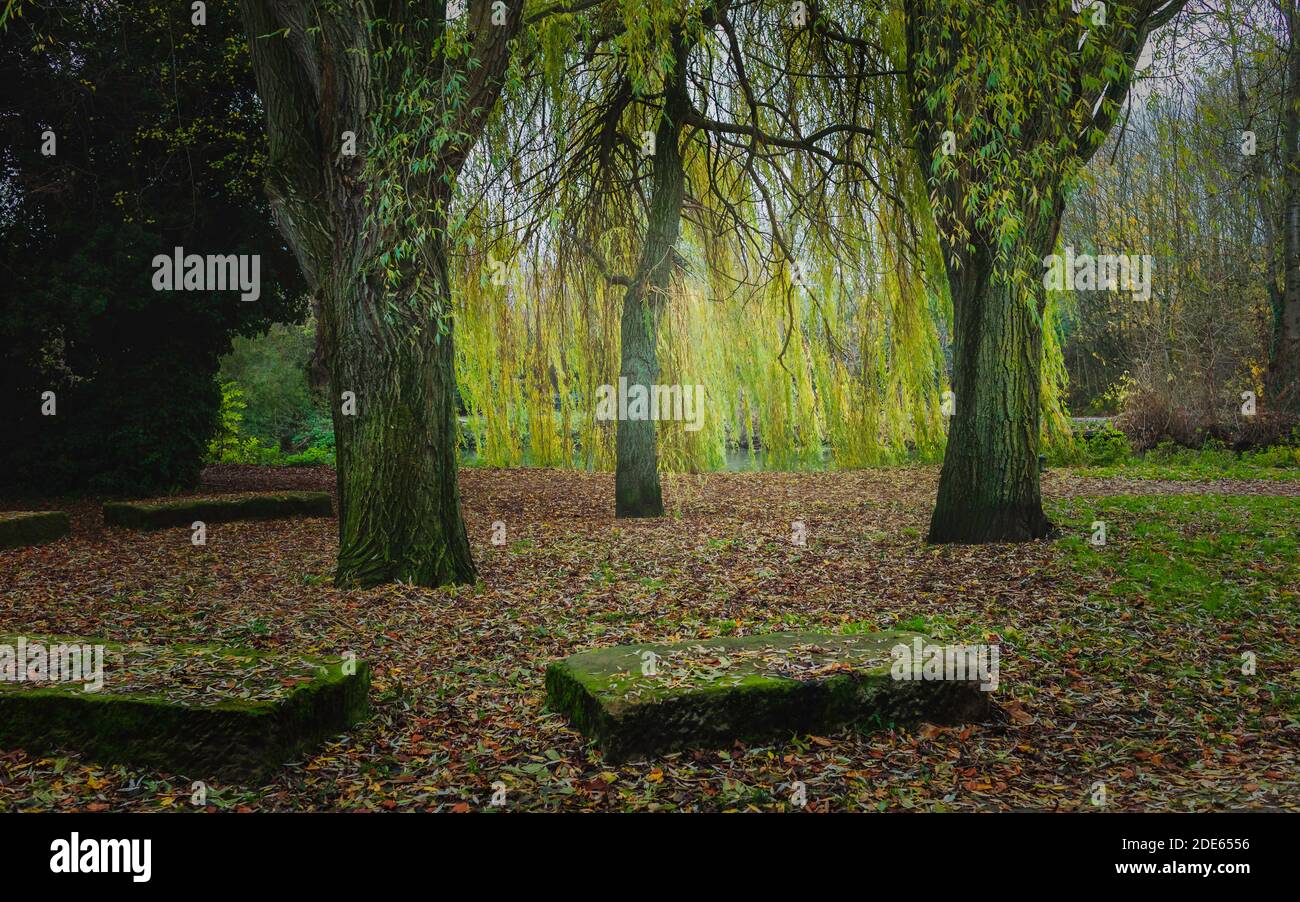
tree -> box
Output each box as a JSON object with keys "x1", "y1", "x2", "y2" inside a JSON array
[
  {"x1": 1266, "y1": 0, "x2": 1300, "y2": 423},
  {"x1": 605, "y1": 29, "x2": 690, "y2": 517},
  {"x1": 1056, "y1": 1, "x2": 1289, "y2": 444},
  {"x1": 905, "y1": 0, "x2": 1187, "y2": 542},
  {"x1": 493, "y1": 0, "x2": 904, "y2": 516},
  {"x1": 234, "y1": 0, "x2": 535, "y2": 586}
]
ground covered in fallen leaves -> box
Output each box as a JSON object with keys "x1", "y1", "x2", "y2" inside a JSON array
[{"x1": 1, "y1": 465, "x2": 1296, "y2": 812}]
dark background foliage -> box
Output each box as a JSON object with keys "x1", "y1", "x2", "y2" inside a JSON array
[{"x1": 0, "y1": 0, "x2": 303, "y2": 495}]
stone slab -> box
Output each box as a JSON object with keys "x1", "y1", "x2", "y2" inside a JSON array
[
  {"x1": 546, "y1": 630, "x2": 991, "y2": 761},
  {"x1": 0, "y1": 634, "x2": 368, "y2": 780},
  {"x1": 103, "y1": 491, "x2": 333, "y2": 529},
  {"x1": 0, "y1": 511, "x2": 70, "y2": 549}
]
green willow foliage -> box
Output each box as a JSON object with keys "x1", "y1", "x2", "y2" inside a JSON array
[
  {"x1": 449, "y1": 0, "x2": 1074, "y2": 472},
  {"x1": 915, "y1": 0, "x2": 1130, "y2": 278}
]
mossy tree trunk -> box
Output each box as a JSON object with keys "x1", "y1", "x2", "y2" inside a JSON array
[
  {"x1": 615, "y1": 34, "x2": 690, "y2": 518},
  {"x1": 323, "y1": 236, "x2": 474, "y2": 587},
  {"x1": 1266, "y1": 0, "x2": 1300, "y2": 422},
  {"x1": 239, "y1": 0, "x2": 518, "y2": 586},
  {"x1": 905, "y1": 0, "x2": 1186, "y2": 543},
  {"x1": 927, "y1": 242, "x2": 1056, "y2": 542},
  {"x1": 616, "y1": 284, "x2": 667, "y2": 517}
]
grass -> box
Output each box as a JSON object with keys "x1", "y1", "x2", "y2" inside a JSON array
[
  {"x1": 1049, "y1": 493, "x2": 1299, "y2": 731},
  {"x1": 1055, "y1": 493, "x2": 1300, "y2": 609},
  {"x1": 1063, "y1": 437, "x2": 1300, "y2": 482}
]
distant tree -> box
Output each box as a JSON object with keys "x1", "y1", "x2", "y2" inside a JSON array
[
  {"x1": 1267, "y1": 0, "x2": 1299, "y2": 422},
  {"x1": 488, "y1": 0, "x2": 908, "y2": 516}
]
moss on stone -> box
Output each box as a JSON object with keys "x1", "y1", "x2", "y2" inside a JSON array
[
  {"x1": 545, "y1": 631, "x2": 991, "y2": 762},
  {"x1": 103, "y1": 492, "x2": 333, "y2": 530},
  {"x1": 0, "y1": 511, "x2": 70, "y2": 550},
  {"x1": 0, "y1": 634, "x2": 369, "y2": 781}
]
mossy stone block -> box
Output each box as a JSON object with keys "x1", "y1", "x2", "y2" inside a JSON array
[
  {"x1": 0, "y1": 635, "x2": 369, "y2": 781},
  {"x1": 0, "y1": 511, "x2": 70, "y2": 549},
  {"x1": 103, "y1": 491, "x2": 333, "y2": 529},
  {"x1": 546, "y1": 631, "x2": 991, "y2": 762}
]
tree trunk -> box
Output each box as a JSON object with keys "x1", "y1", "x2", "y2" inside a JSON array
[
  {"x1": 615, "y1": 34, "x2": 689, "y2": 518},
  {"x1": 239, "y1": 1, "x2": 519, "y2": 586},
  {"x1": 324, "y1": 249, "x2": 474, "y2": 588},
  {"x1": 615, "y1": 285, "x2": 667, "y2": 517},
  {"x1": 1266, "y1": 0, "x2": 1300, "y2": 421},
  {"x1": 927, "y1": 244, "x2": 1056, "y2": 543}
]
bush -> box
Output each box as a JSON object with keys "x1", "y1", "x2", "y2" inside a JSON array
[
  {"x1": 281, "y1": 446, "x2": 334, "y2": 467},
  {"x1": 0, "y1": 2, "x2": 305, "y2": 498},
  {"x1": 291, "y1": 409, "x2": 336, "y2": 454},
  {"x1": 205, "y1": 380, "x2": 336, "y2": 466},
  {"x1": 217, "y1": 323, "x2": 319, "y2": 446},
  {"x1": 1082, "y1": 425, "x2": 1131, "y2": 466},
  {"x1": 4, "y1": 313, "x2": 227, "y2": 497},
  {"x1": 210, "y1": 328, "x2": 336, "y2": 467},
  {"x1": 1113, "y1": 373, "x2": 1296, "y2": 452},
  {"x1": 1241, "y1": 434, "x2": 1300, "y2": 469}
]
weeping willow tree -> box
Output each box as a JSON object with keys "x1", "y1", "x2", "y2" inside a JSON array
[
  {"x1": 903, "y1": 0, "x2": 1186, "y2": 543},
  {"x1": 235, "y1": 0, "x2": 641, "y2": 587},
  {"x1": 453, "y1": 0, "x2": 985, "y2": 501}
]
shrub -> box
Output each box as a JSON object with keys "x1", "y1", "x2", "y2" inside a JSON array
[
  {"x1": 217, "y1": 322, "x2": 319, "y2": 445},
  {"x1": 1242, "y1": 442, "x2": 1300, "y2": 469},
  {"x1": 205, "y1": 380, "x2": 337, "y2": 466},
  {"x1": 1113, "y1": 371, "x2": 1296, "y2": 451},
  {"x1": 1082, "y1": 425, "x2": 1131, "y2": 466},
  {"x1": 0, "y1": 2, "x2": 305, "y2": 498},
  {"x1": 281, "y1": 446, "x2": 334, "y2": 467},
  {"x1": 5, "y1": 323, "x2": 227, "y2": 497},
  {"x1": 291, "y1": 410, "x2": 336, "y2": 453}
]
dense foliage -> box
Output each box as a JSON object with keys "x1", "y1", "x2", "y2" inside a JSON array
[{"x1": 0, "y1": 0, "x2": 303, "y2": 495}]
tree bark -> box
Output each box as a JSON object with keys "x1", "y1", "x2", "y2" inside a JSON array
[
  {"x1": 323, "y1": 244, "x2": 474, "y2": 587},
  {"x1": 615, "y1": 34, "x2": 690, "y2": 518},
  {"x1": 1266, "y1": 0, "x2": 1300, "y2": 422},
  {"x1": 239, "y1": 0, "x2": 519, "y2": 586},
  {"x1": 927, "y1": 243, "x2": 1056, "y2": 543}
]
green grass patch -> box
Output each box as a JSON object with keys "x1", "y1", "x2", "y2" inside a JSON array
[
  {"x1": 1051, "y1": 494, "x2": 1300, "y2": 616},
  {"x1": 1046, "y1": 493, "x2": 1300, "y2": 733},
  {"x1": 1065, "y1": 441, "x2": 1300, "y2": 482}
]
